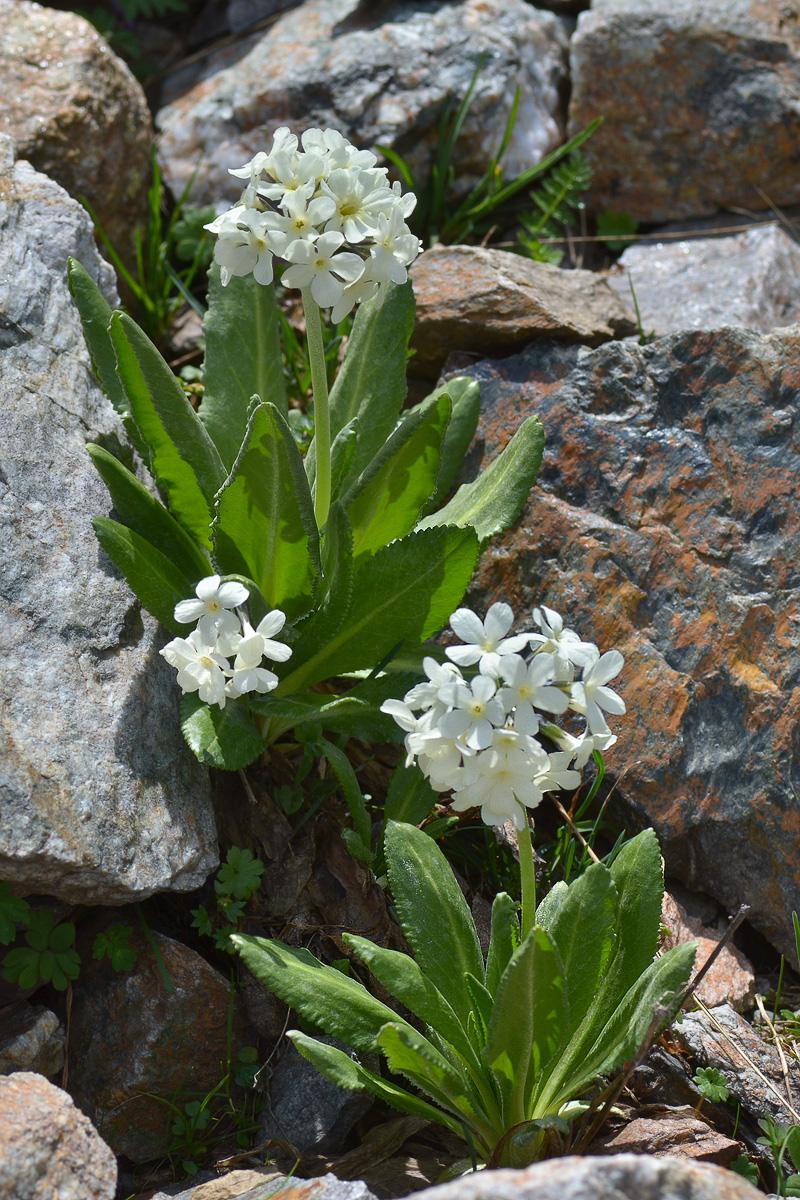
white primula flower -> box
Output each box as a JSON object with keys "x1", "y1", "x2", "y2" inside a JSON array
[
  {"x1": 226, "y1": 658, "x2": 279, "y2": 697},
  {"x1": 534, "y1": 750, "x2": 582, "y2": 794},
  {"x1": 160, "y1": 630, "x2": 230, "y2": 709},
  {"x1": 330, "y1": 260, "x2": 380, "y2": 322},
  {"x1": 209, "y1": 208, "x2": 279, "y2": 286},
  {"x1": 258, "y1": 148, "x2": 324, "y2": 201},
  {"x1": 174, "y1": 575, "x2": 249, "y2": 644},
  {"x1": 236, "y1": 610, "x2": 293, "y2": 665},
  {"x1": 541, "y1": 724, "x2": 618, "y2": 770},
  {"x1": 530, "y1": 605, "x2": 598, "y2": 669},
  {"x1": 446, "y1": 603, "x2": 532, "y2": 675},
  {"x1": 449, "y1": 727, "x2": 551, "y2": 828},
  {"x1": 569, "y1": 648, "x2": 626, "y2": 734},
  {"x1": 321, "y1": 168, "x2": 394, "y2": 243},
  {"x1": 437, "y1": 674, "x2": 505, "y2": 750},
  {"x1": 415, "y1": 730, "x2": 468, "y2": 790},
  {"x1": 269, "y1": 188, "x2": 336, "y2": 245},
  {"x1": 402, "y1": 656, "x2": 463, "y2": 715},
  {"x1": 282, "y1": 231, "x2": 366, "y2": 308},
  {"x1": 498, "y1": 651, "x2": 569, "y2": 733},
  {"x1": 301, "y1": 127, "x2": 380, "y2": 173},
  {"x1": 228, "y1": 128, "x2": 299, "y2": 181},
  {"x1": 368, "y1": 205, "x2": 421, "y2": 286}
]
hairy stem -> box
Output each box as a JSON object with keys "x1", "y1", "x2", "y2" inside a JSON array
[
  {"x1": 302, "y1": 287, "x2": 331, "y2": 528},
  {"x1": 516, "y1": 805, "x2": 537, "y2": 939}
]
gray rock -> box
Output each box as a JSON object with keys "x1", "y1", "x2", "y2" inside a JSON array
[
  {"x1": 260, "y1": 1035, "x2": 373, "y2": 1154},
  {"x1": 676, "y1": 1004, "x2": 800, "y2": 1124},
  {"x1": 0, "y1": 137, "x2": 217, "y2": 904},
  {"x1": 0, "y1": 1072, "x2": 116, "y2": 1200},
  {"x1": 156, "y1": 0, "x2": 568, "y2": 210},
  {"x1": 410, "y1": 244, "x2": 636, "y2": 376},
  {"x1": 0, "y1": 1004, "x2": 65, "y2": 1078},
  {"x1": 151, "y1": 1172, "x2": 377, "y2": 1200},
  {"x1": 409, "y1": 1154, "x2": 762, "y2": 1199},
  {"x1": 606, "y1": 224, "x2": 800, "y2": 337},
  {"x1": 0, "y1": 0, "x2": 152, "y2": 266},
  {"x1": 569, "y1": 0, "x2": 800, "y2": 222}
]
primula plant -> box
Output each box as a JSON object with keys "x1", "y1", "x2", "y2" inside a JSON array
[
  {"x1": 69, "y1": 124, "x2": 544, "y2": 774},
  {"x1": 234, "y1": 603, "x2": 695, "y2": 1168}
]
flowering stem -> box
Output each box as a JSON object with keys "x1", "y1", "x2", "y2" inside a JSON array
[
  {"x1": 301, "y1": 287, "x2": 332, "y2": 528},
  {"x1": 516, "y1": 805, "x2": 537, "y2": 940}
]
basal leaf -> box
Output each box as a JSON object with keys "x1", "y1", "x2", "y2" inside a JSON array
[
  {"x1": 417, "y1": 415, "x2": 544, "y2": 542},
  {"x1": 67, "y1": 258, "x2": 149, "y2": 461},
  {"x1": 246, "y1": 690, "x2": 399, "y2": 743},
  {"x1": 325, "y1": 280, "x2": 415, "y2": 486},
  {"x1": 319, "y1": 737, "x2": 371, "y2": 849},
  {"x1": 416, "y1": 377, "x2": 481, "y2": 517},
  {"x1": 289, "y1": 1031, "x2": 465, "y2": 1133},
  {"x1": 485, "y1": 893, "x2": 520, "y2": 998},
  {"x1": 92, "y1": 516, "x2": 193, "y2": 633},
  {"x1": 201, "y1": 264, "x2": 287, "y2": 469},
  {"x1": 484, "y1": 926, "x2": 566, "y2": 1126},
  {"x1": 278, "y1": 524, "x2": 479, "y2": 693},
  {"x1": 384, "y1": 762, "x2": 438, "y2": 828},
  {"x1": 343, "y1": 392, "x2": 450, "y2": 563},
  {"x1": 385, "y1": 821, "x2": 484, "y2": 1023},
  {"x1": 110, "y1": 313, "x2": 225, "y2": 547},
  {"x1": 87, "y1": 444, "x2": 211, "y2": 583},
  {"x1": 213, "y1": 402, "x2": 320, "y2": 620},
  {"x1": 179, "y1": 693, "x2": 264, "y2": 770},
  {"x1": 232, "y1": 934, "x2": 418, "y2": 1054},
  {"x1": 541, "y1": 862, "x2": 616, "y2": 1036},
  {"x1": 377, "y1": 1022, "x2": 488, "y2": 1135}
]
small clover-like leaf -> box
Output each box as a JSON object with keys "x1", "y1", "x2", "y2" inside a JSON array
[
  {"x1": 730, "y1": 1156, "x2": 759, "y2": 1186},
  {"x1": 191, "y1": 906, "x2": 214, "y2": 937},
  {"x1": 93, "y1": 925, "x2": 138, "y2": 972},
  {"x1": 693, "y1": 1066, "x2": 730, "y2": 1103},
  {"x1": 0, "y1": 883, "x2": 30, "y2": 945},
  {"x1": 214, "y1": 846, "x2": 264, "y2": 900}
]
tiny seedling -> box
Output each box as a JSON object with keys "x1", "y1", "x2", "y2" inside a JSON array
[
  {"x1": 2, "y1": 909, "x2": 80, "y2": 991},
  {"x1": 92, "y1": 924, "x2": 139, "y2": 972}
]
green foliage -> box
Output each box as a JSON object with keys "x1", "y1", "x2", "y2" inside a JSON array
[
  {"x1": 518, "y1": 151, "x2": 593, "y2": 266},
  {"x1": 597, "y1": 209, "x2": 640, "y2": 253},
  {"x1": 92, "y1": 924, "x2": 138, "y2": 972},
  {"x1": 758, "y1": 1116, "x2": 800, "y2": 1196},
  {"x1": 233, "y1": 824, "x2": 695, "y2": 1166},
  {"x1": 80, "y1": 152, "x2": 209, "y2": 347},
  {"x1": 0, "y1": 883, "x2": 30, "y2": 945},
  {"x1": 192, "y1": 847, "x2": 264, "y2": 953},
  {"x1": 693, "y1": 1066, "x2": 729, "y2": 1103},
  {"x1": 730, "y1": 1155, "x2": 760, "y2": 1186},
  {"x1": 2, "y1": 910, "x2": 80, "y2": 991}
]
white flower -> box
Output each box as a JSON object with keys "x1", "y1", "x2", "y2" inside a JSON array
[
  {"x1": 237, "y1": 610, "x2": 293, "y2": 665},
  {"x1": 437, "y1": 674, "x2": 505, "y2": 750},
  {"x1": 160, "y1": 630, "x2": 230, "y2": 708},
  {"x1": 321, "y1": 168, "x2": 394, "y2": 243},
  {"x1": 498, "y1": 651, "x2": 569, "y2": 733},
  {"x1": 301, "y1": 127, "x2": 380, "y2": 173},
  {"x1": 446, "y1": 603, "x2": 531, "y2": 675},
  {"x1": 534, "y1": 750, "x2": 582, "y2": 794},
  {"x1": 209, "y1": 208, "x2": 279, "y2": 287},
  {"x1": 540, "y1": 723, "x2": 618, "y2": 769},
  {"x1": 268, "y1": 188, "x2": 336, "y2": 245},
  {"x1": 330, "y1": 261, "x2": 381, "y2": 322},
  {"x1": 281, "y1": 231, "x2": 366, "y2": 308},
  {"x1": 531, "y1": 605, "x2": 598, "y2": 669},
  {"x1": 569, "y1": 649, "x2": 626, "y2": 734},
  {"x1": 368, "y1": 206, "x2": 421, "y2": 286},
  {"x1": 449, "y1": 728, "x2": 551, "y2": 828},
  {"x1": 174, "y1": 575, "x2": 249, "y2": 644},
  {"x1": 258, "y1": 148, "x2": 323, "y2": 202}
]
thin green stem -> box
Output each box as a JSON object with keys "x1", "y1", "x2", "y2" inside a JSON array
[
  {"x1": 301, "y1": 287, "x2": 332, "y2": 528},
  {"x1": 516, "y1": 805, "x2": 537, "y2": 939}
]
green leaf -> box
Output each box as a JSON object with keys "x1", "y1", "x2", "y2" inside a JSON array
[
  {"x1": 200, "y1": 264, "x2": 287, "y2": 469},
  {"x1": 215, "y1": 847, "x2": 264, "y2": 899},
  {"x1": 48, "y1": 921, "x2": 76, "y2": 954},
  {"x1": 384, "y1": 762, "x2": 438, "y2": 828},
  {"x1": 324, "y1": 280, "x2": 415, "y2": 488},
  {"x1": 246, "y1": 689, "x2": 400, "y2": 743},
  {"x1": 25, "y1": 910, "x2": 53, "y2": 952},
  {"x1": 344, "y1": 934, "x2": 478, "y2": 1066},
  {"x1": 278, "y1": 524, "x2": 480, "y2": 694},
  {"x1": 540, "y1": 862, "x2": 617, "y2": 1035},
  {"x1": 0, "y1": 884, "x2": 30, "y2": 946},
  {"x1": 110, "y1": 313, "x2": 225, "y2": 547},
  {"x1": 92, "y1": 924, "x2": 137, "y2": 972},
  {"x1": 730, "y1": 1156, "x2": 759, "y2": 1186},
  {"x1": 92, "y1": 516, "x2": 193, "y2": 634},
  {"x1": 485, "y1": 893, "x2": 520, "y2": 998},
  {"x1": 384, "y1": 821, "x2": 484, "y2": 1022},
  {"x1": 179, "y1": 693, "x2": 264, "y2": 770},
  {"x1": 465, "y1": 973, "x2": 493, "y2": 1047},
  {"x1": 232, "y1": 934, "x2": 419, "y2": 1054},
  {"x1": 213, "y1": 403, "x2": 320, "y2": 621},
  {"x1": 288, "y1": 1030, "x2": 464, "y2": 1133},
  {"x1": 418, "y1": 378, "x2": 481, "y2": 517},
  {"x1": 343, "y1": 391, "x2": 450, "y2": 563},
  {"x1": 484, "y1": 926, "x2": 566, "y2": 1125},
  {"x1": 377, "y1": 1021, "x2": 488, "y2": 1134},
  {"x1": 693, "y1": 1066, "x2": 729, "y2": 1103},
  {"x1": 318, "y1": 737, "x2": 371, "y2": 849},
  {"x1": 67, "y1": 257, "x2": 149, "y2": 461},
  {"x1": 417, "y1": 415, "x2": 544, "y2": 542},
  {"x1": 787, "y1": 1126, "x2": 800, "y2": 1173},
  {"x1": 87, "y1": 444, "x2": 210, "y2": 583}
]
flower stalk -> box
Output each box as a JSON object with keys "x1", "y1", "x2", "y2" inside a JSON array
[
  {"x1": 302, "y1": 286, "x2": 332, "y2": 528},
  {"x1": 516, "y1": 806, "x2": 537, "y2": 940}
]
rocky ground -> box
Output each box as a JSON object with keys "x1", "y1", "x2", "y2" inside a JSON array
[{"x1": 2, "y1": 0, "x2": 800, "y2": 1197}]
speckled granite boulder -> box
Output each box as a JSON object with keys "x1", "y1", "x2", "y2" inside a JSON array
[
  {"x1": 156, "y1": 0, "x2": 568, "y2": 209},
  {"x1": 570, "y1": 0, "x2": 800, "y2": 222},
  {"x1": 0, "y1": 0, "x2": 152, "y2": 264},
  {"x1": 453, "y1": 325, "x2": 800, "y2": 961},
  {"x1": 0, "y1": 136, "x2": 217, "y2": 904}
]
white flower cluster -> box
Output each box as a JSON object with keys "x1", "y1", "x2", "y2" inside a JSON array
[
  {"x1": 205, "y1": 126, "x2": 421, "y2": 321},
  {"x1": 159, "y1": 576, "x2": 292, "y2": 710},
  {"x1": 381, "y1": 602, "x2": 626, "y2": 830}
]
